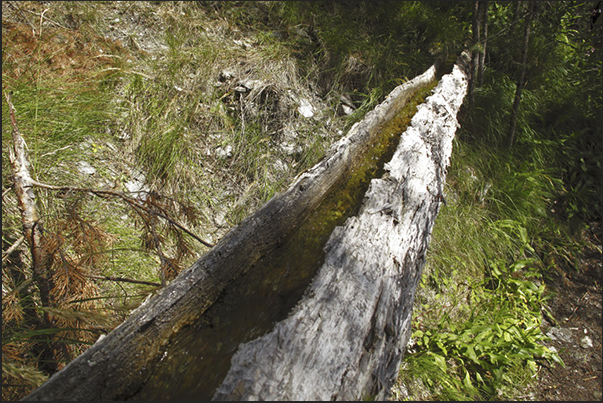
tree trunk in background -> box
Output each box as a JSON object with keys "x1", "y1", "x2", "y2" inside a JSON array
[
  {"x1": 509, "y1": 0, "x2": 523, "y2": 38},
  {"x1": 477, "y1": 1, "x2": 489, "y2": 87},
  {"x1": 469, "y1": 1, "x2": 488, "y2": 107},
  {"x1": 468, "y1": 0, "x2": 481, "y2": 107},
  {"x1": 508, "y1": 1, "x2": 535, "y2": 149}
]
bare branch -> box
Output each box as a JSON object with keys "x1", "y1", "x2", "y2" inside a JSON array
[
  {"x1": 2, "y1": 235, "x2": 25, "y2": 263},
  {"x1": 84, "y1": 274, "x2": 161, "y2": 287}
]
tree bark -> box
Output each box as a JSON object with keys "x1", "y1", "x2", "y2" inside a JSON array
[
  {"x1": 213, "y1": 55, "x2": 469, "y2": 401},
  {"x1": 508, "y1": 1, "x2": 535, "y2": 149},
  {"x1": 23, "y1": 64, "x2": 440, "y2": 401}
]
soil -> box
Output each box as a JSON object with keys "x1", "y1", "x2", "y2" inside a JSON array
[{"x1": 532, "y1": 222, "x2": 602, "y2": 401}]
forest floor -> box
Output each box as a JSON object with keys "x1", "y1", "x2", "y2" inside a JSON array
[{"x1": 531, "y1": 222, "x2": 602, "y2": 401}]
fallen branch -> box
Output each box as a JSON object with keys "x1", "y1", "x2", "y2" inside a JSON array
[{"x1": 5, "y1": 90, "x2": 65, "y2": 373}]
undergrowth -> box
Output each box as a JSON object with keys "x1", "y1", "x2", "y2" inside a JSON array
[{"x1": 396, "y1": 140, "x2": 570, "y2": 400}]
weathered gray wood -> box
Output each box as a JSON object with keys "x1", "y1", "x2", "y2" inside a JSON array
[
  {"x1": 23, "y1": 66, "x2": 438, "y2": 401},
  {"x1": 213, "y1": 57, "x2": 469, "y2": 401}
]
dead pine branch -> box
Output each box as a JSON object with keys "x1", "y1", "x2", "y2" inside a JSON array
[
  {"x1": 2, "y1": 235, "x2": 25, "y2": 263},
  {"x1": 30, "y1": 181, "x2": 214, "y2": 249},
  {"x1": 30, "y1": 180, "x2": 213, "y2": 284},
  {"x1": 5, "y1": 91, "x2": 211, "y2": 297}
]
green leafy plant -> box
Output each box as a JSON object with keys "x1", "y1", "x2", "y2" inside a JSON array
[{"x1": 405, "y1": 258, "x2": 563, "y2": 400}]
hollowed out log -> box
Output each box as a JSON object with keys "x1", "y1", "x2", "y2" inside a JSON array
[{"x1": 23, "y1": 53, "x2": 469, "y2": 401}]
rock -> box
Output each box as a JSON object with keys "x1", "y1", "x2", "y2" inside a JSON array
[
  {"x1": 341, "y1": 104, "x2": 355, "y2": 115},
  {"x1": 546, "y1": 327, "x2": 574, "y2": 343},
  {"x1": 77, "y1": 161, "x2": 96, "y2": 175},
  {"x1": 273, "y1": 159, "x2": 288, "y2": 172},
  {"x1": 580, "y1": 335, "x2": 593, "y2": 349},
  {"x1": 279, "y1": 126, "x2": 302, "y2": 155},
  {"x1": 213, "y1": 210, "x2": 227, "y2": 228},
  {"x1": 234, "y1": 85, "x2": 249, "y2": 94},
  {"x1": 339, "y1": 93, "x2": 355, "y2": 108},
  {"x1": 297, "y1": 98, "x2": 314, "y2": 118},
  {"x1": 279, "y1": 141, "x2": 302, "y2": 156},
  {"x1": 216, "y1": 145, "x2": 233, "y2": 159},
  {"x1": 124, "y1": 169, "x2": 148, "y2": 198}
]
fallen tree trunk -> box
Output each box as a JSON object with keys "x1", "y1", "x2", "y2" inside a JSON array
[
  {"x1": 213, "y1": 57, "x2": 469, "y2": 401},
  {"x1": 23, "y1": 62, "x2": 441, "y2": 401}
]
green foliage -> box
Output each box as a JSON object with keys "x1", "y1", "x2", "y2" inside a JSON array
[
  {"x1": 463, "y1": 1, "x2": 602, "y2": 224},
  {"x1": 406, "y1": 259, "x2": 563, "y2": 400}
]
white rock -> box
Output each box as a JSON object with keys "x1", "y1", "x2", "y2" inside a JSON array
[
  {"x1": 298, "y1": 98, "x2": 314, "y2": 118},
  {"x1": 279, "y1": 141, "x2": 302, "y2": 156},
  {"x1": 273, "y1": 159, "x2": 288, "y2": 172},
  {"x1": 216, "y1": 145, "x2": 233, "y2": 159},
  {"x1": 341, "y1": 104, "x2": 354, "y2": 115},
  {"x1": 580, "y1": 335, "x2": 593, "y2": 349},
  {"x1": 546, "y1": 327, "x2": 573, "y2": 343},
  {"x1": 77, "y1": 161, "x2": 96, "y2": 175},
  {"x1": 125, "y1": 170, "x2": 148, "y2": 198}
]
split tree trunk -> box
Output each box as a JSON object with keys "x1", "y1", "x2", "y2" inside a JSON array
[
  {"x1": 23, "y1": 63, "x2": 442, "y2": 401},
  {"x1": 213, "y1": 56, "x2": 469, "y2": 401}
]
